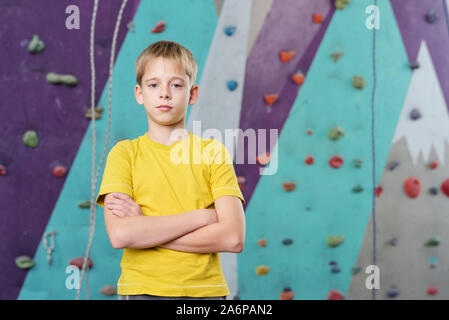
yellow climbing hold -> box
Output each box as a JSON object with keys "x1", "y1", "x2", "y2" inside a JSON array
[{"x1": 256, "y1": 265, "x2": 270, "y2": 275}]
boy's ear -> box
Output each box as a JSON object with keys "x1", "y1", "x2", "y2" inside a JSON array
[
  {"x1": 134, "y1": 84, "x2": 144, "y2": 105},
  {"x1": 188, "y1": 85, "x2": 199, "y2": 105}
]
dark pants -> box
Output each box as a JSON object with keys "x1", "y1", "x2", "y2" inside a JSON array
[{"x1": 119, "y1": 294, "x2": 226, "y2": 300}]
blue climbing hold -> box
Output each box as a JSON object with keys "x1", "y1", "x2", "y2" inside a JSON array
[
  {"x1": 426, "y1": 10, "x2": 438, "y2": 23},
  {"x1": 386, "y1": 287, "x2": 400, "y2": 298},
  {"x1": 410, "y1": 108, "x2": 421, "y2": 120},
  {"x1": 224, "y1": 26, "x2": 236, "y2": 36},
  {"x1": 429, "y1": 187, "x2": 439, "y2": 195},
  {"x1": 227, "y1": 80, "x2": 238, "y2": 91},
  {"x1": 388, "y1": 160, "x2": 400, "y2": 171}
]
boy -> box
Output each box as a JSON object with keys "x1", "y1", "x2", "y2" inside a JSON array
[{"x1": 96, "y1": 40, "x2": 246, "y2": 300}]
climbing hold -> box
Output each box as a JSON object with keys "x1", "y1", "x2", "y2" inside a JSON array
[
  {"x1": 329, "y1": 155, "x2": 343, "y2": 168},
  {"x1": 46, "y1": 72, "x2": 78, "y2": 86},
  {"x1": 305, "y1": 155, "x2": 314, "y2": 165},
  {"x1": 255, "y1": 265, "x2": 270, "y2": 276},
  {"x1": 331, "y1": 265, "x2": 341, "y2": 273},
  {"x1": 280, "y1": 288, "x2": 294, "y2": 300},
  {"x1": 388, "y1": 236, "x2": 398, "y2": 246},
  {"x1": 329, "y1": 261, "x2": 337, "y2": 266},
  {"x1": 353, "y1": 159, "x2": 363, "y2": 168},
  {"x1": 78, "y1": 200, "x2": 91, "y2": 209},
  {"x1": 409, "y1": 60, "x2": 420, "y2": 70},
  {"x1": 409, "y1": 108, "x2": 421, "y2": 120},
  {"x1": 280, "y1": 50, "x2": 295, "y2": 63},
  {"x1": 237, "y1": 176, "x2": 246, "y2": 190},
  {"x1": 313, "y1": 13, "x2": 323, "y2": 24},
  {"x1": 326, "y1": 235, "x2": 344, "y2": 248},
  {"x1": 15, "y1": 255, "x2": 35, "y2": 270},
  {"x1": 23, "y1": 130, "x2": 39, "y2": 148},
  {"x1": 425, "y1": 10, "x2": 438, "y2": 23},
  {"x1": 388, "y1": 160, "x2": 400, "y2": 171},
  {"x1": 28, "y1": 35, "x2": 45, "y2": 53},
  {"x1": 403, "y1": 177, "x2": 421, "y2": 198},
  {"x1": 264, "y1": 94, "x2": 278, "y2": 105},
  {"x1": 127, "y1": 21, "x2": 135, "y2": 32},
  {"x1": 282, "y1": 182, "x2": 296, "y2": 191},
  {"x1": 429, "y1": 160, "x2": 439, "y2": 170},
  {"x1": 375, "y1": 186, "x2": 383, "y2": 197},
  {"x1": 307, "y1": 130, "x2": 313, "y2": 136},
  {"x1": 352, "y1": 185, "x2": 363, "y2": 193},
  {"x1": 386, "y1": 287, "x2": 400, "y2": 298},
  {"x1": 0, "y1": 164, "x2": 6, "y2": 176},
  {"x1": 429, "y1": 186, "x2": 439, "y2": 195},
  {"x1": 328, "y1": 126, "x2": 344, "y2": 141},
  {"x1": 327, "y1": 289, "x2": 344, "y2": 300},
  {"x1": 256, "y1": 152, "x2": 271, "y2": 166},
  {"x1": 150, "y1": 21, "x2": 165, "y2": 33},
  {"x1": 330, "y1": 51, "x2": 343, "y2": 62},
  {"x1": 441, "y1": 178, "x2": 449, "y2": 197},
  {"x1": 227, "y1": 80, "x2": 238, "y2": 91},
  {"x1": 427, "y1": 286, "x2": 438, "y2": 295},
  {"x1": 351, "y1": 76, "x2": 365, "y2": 89},
  {"x1": 101, "y1": 285, "x2": 117, "y2": 296},
  {"x1": 351, "y1": 266, "x2": 361, "y2": 275},
  {"x1": 282, "y1": 238, "x2": 293, "y2": 246},
  {"x1": 334, "y1": 0, "x2": 351, "y2": 10},
  {"x1": 69, "y1": 257, "x2": 94, "y2": 269},
  {"x1": 53, "y1": 166, "x2": 67, "y2": 177},
  {"x1": 85, "y1": 107, "x2": 104, "y2": 120},
  {"x1": 428, "y1": 256, "x2": 438, "y2": 269},
  {"x1": 292, "y1": 72, "x2": 305, "y2": 85},
  {"x1": 258, "y1": 238, "x2": 267, "y2": 247},
  {"x1": 425, "y1": 236, "x2": 440, "y2": 247},
  {"x1": 224, "y1": 26, "x2": 236, "y2": 36}
]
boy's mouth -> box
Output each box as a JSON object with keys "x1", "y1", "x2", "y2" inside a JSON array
[{"x1": 156, "y1": 105, "x2": 173, "y2": 111}]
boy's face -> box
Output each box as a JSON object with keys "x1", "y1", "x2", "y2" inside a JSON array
[{"x1": 135, "y1": 56, "x2": 198, "y2": 127}]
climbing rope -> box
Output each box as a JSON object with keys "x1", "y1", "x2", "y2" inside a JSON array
[
  {"x1": 76, "y1": 0, "x2": 128, "y2": 300},
  {"x1": 370, "y1": 0, "x2": 378, "y2": 301}
]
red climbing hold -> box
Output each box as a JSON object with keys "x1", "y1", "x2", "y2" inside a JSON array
[
  {"x1": 403, "y1": 177, "x2": 421, "y2": 198},
  {"x1": 69, "y1": 257, "x2": 94, "y2": 270},
  {"x1": 441, "y1": 178, "x2": 449, "y2": 197},
  {"x1": 305, "y1": 155, "x2": 314, "y2": 165},
  {"x1": 329, "y1": 155, "x2": 343, "y2": 168},
  {"x1": 375, "y1": 186, "x2": 383, "y2": 197},
  {"x1": 307, "y1": 130, "x2": 313, "y2": 135},
  {"x1": 53, "y1": 165, "x2": 67, "y2": 177},
  {"x1": 0, "y1": 164, "x2": 6, "y2": 176},
  {"x1": 292, "y1": 73, "x2": 305, "y2": 85},
  {"x1": 327, "y1": 289, "x2": 344, "y2": 300},
  {"x1": 313, "y1": 13, "x2": 323, "y2": 24},
  {"x1": 150, "y1": 21, "x2": 166, "y2": 33},
  {"x1": 429, "y1": 160, "x2": 439, "y2": 170},
  {"x1": 264, "y1": 94, "x2": 279, "y2": 105},
  {"x1": 427, "y1": 285, "x2": 438, "y2": 295},
  {"x1": 280, "y1": 50, "x2": 295, "y2": 63},
  {"x1": 258, "y1": 238, "x2": 267, "y2": 247},
  {"x1": 280, "y1": 288, "x2": 294, "y2": 300}
]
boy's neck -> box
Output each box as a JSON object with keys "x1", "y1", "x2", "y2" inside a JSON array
[{"x1": 147, "y1": 120, "x2": 189, "y2": 146}]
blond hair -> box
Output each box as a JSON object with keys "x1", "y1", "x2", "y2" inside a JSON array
[{"x1": 135, "y1": 40, "x2": 198, "y2": 88}]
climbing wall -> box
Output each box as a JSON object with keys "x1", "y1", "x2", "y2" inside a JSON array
[{"x1": 2, "y1": 0, "x2": 449, "y2": 300}]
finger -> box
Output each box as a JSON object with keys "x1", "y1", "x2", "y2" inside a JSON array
[{"x1": 112, "y1": 209, "x2": 126, "y2": 217}]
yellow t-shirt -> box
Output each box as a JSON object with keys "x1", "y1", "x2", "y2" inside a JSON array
[{"x1": 96, "y1": 131, "x2": 245, "y2": 297}]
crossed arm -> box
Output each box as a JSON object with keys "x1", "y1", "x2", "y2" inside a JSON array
[{"x1": 102, "y1": 192, "x2": 245, "y2": 254}]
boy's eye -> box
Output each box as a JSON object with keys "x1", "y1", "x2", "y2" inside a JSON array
[
  {"x1": 149, "y1": 84, "x2": 157, "y2": 88},
  {"x1": 173, "y1": 84, "x2": 182, "y2": 88}
]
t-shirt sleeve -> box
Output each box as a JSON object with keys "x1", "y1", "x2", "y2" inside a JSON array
[
  {"x1": 96, "y1": 141, "x2": 133, "y2": 207},
  {"x1": 208, "y1": 140, "x2": 245, "y2": 205}
]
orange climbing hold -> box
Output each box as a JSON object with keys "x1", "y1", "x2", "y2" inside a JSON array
[
  {"x1": 150, "y1": 21, "x2": 166, "y2": 33},
  {"x1": 327, "y1": 289, "x2": 344, "y2": 300},
  {"x1": 280, "y1": 288, "x2": 294, "y2": 300},
  {"x1": 280, "y1": 50, "x2": 295, "y2": 63},
  {"x1": 237, "y1": 176, "x2": 246, "y2": 190},
  {"x1": 403, "y1": 177, "x2": 421, "y2": 198},
  {"x1": 256, "y1": 152, "x2": 271, "y2": 166},
  {"x1": 258, "y1": 238, "x2": 267, "y2": 247},
  {"x1": 307, "y1": 130, "x2": 313, "y2": 135},
  {"x1": 264, "y1": 94, "x2": 279, "y2": 105},
  {"x1": 313, "y1": 13, "x2": 323, "y2": 24},
  {"x1": 282, "y1": 182, "x2": 296, "y2": 191},
  {"x1": 292, "y1": 73, "x2": 305, "y2": 85}
]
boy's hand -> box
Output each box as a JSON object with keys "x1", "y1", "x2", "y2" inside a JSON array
[{"x1": 105, "y1": 192, "x2": 144, "y2": 217}]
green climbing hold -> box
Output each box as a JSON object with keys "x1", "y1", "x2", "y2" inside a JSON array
[
  {"x1": 326, "y1": 235, "x2": 344, "y2": 248},
  {"x1": 351, "y1": 266, "x2": 361, "y2": 275},
  {"x1": 28, "y1": 35, "x2": 45, "y2": 53},
  {"x1": 425, "y1": 236, "x2": 440, "y2": 247},
  {"x1": 335, "y1": 0, "x2": 350, "y2": 10},
  {"x1": 352, "y1": 185, "x2": 364, "y2": 193},
  {"x1": 328, "y1": 126, "x2": 344, "y2": 141},
  {"x1": 23, "y1": 130, "x2": 39, "y2": 148},
  {"x1": 78, "y1": 200, "x2": 91, "y2": 209},
  {"x1": 353, "y1": 159, "x2": 363, "y2": 168},
  {"x1": 15, "y1": 255, "x2": 35, "y2": 270},
  {"x1": 351, "y1": 76, "x2": 365, "y2": 89},
  {"x1": 46, "y1": 72, "x2": 78, "y2": 86}
]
